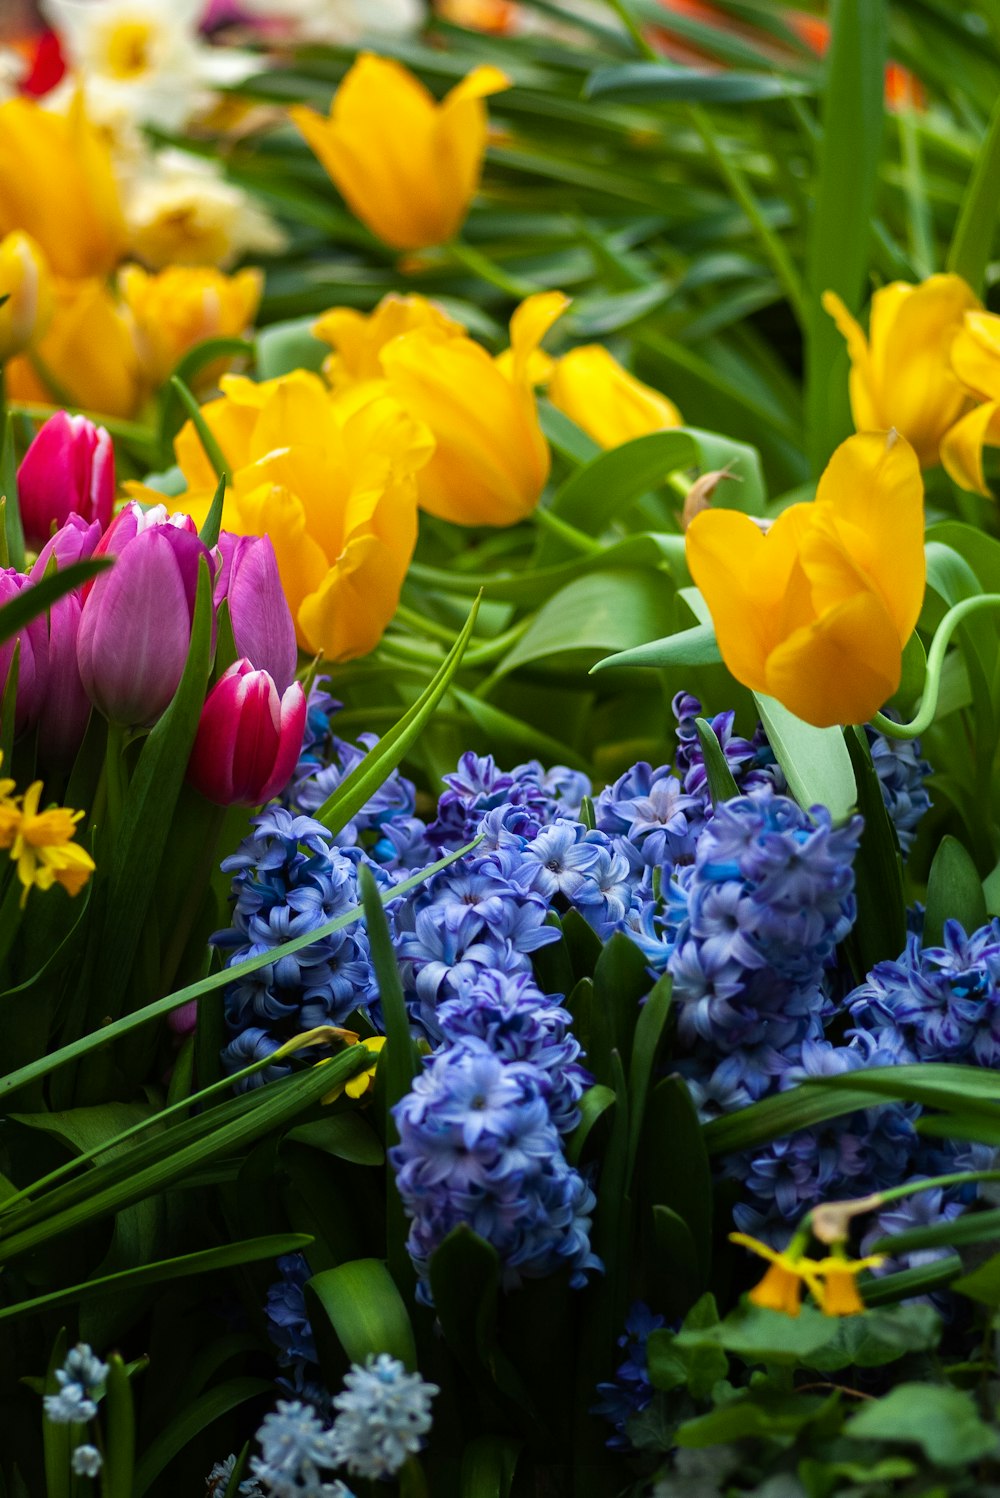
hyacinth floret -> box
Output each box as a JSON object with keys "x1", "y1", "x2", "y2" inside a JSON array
[
  {"x1": 43, "y1": 1343, "x2": 109, "y2": 1425},
  {"x1": 390, "y1": 1042, "x2": 600, "y2": 1303},
  {"x1": 865, "y1": 714, "x2": 932, "y2": 856},
  {"x1": 328, "y1": 1354, "x2": 438, "y2": 1480},
  {"x1": 435, "y1": 969, "x2": 591, "y2": 1134},
  {"x1": 595, "y1": 760, "x2": 698, "y2": 869},
  {"x1": 249, "y1": 1401, "x2": 350, "y2": 1498},
  {"x1": 207, "y1": 1455, "x2": 266, "y2": 1496},
  {"x1": 71, "y1": 1446, "x2": 103, "y2": 1478},
  {"x1": 593, "y1": 1302, "x2": 665, "y2": 1450},
  {"x1": 672, "y1": 691, "x2": 783, "y2": 818},
  {"x1": 265, "y1": 1254, "x2": 318, "y2": 1386}
]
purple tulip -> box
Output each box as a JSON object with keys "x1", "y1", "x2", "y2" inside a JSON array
[
  {"x1": 28, "y1": 516, "x2": 102, "y2": 766},
  {"x1": 214, "y1": 532, "x2": 297, "y2": 692},
  {"x1": 78, "y1": 521, "x2": 213, "y2": 727},
  {"x1": 186, "y1": 658, "x2": 306, "y2": 806},
  {"x1": 0, "y1": 569, "x2": 49, "y2": 737},
  {"x1": 18, "y1": 412, "x2": 115, "y2": 550}
]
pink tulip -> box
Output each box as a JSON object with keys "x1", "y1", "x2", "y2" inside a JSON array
[
  {"x1": 78, "y1": 521, "x2": 213, "y2": 726},
  {"x1": 18, "y1": 412, "x2": 114, "y2": 549},
  {"x1": 29, "y1": 515, "x2": 102, "y2": 766},
  {"x1": 187, "y1": 658, "x2": 306, "y2": 806},
  {"x1": 0, "y1": 569, "x2": 49, "y2": 737},
  {"x1": 214, "y1": 532, "x2": 297, "y2": 692}
]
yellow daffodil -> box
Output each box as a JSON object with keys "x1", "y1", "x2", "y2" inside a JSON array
[
  {"x1": 823, "y1": 274, "x2": 979, "y2": 467},
  {"x1": 320, "y1": 1035, "x2": 387, "y2": 1103},
  {"x1": 290, "y1": 53, "x2": 510, "y2": 250},
  {"x1": 8, "y1": 781, "x2": 95, "y2": 905},
  {"x1": 155, "y1": 371, "x2": 433, "y2": 661},
  {"x1": 0, "y1": 93, "x2": 126, "y2": 279},
  {"x1": 546, "y1": 344, "x2": 683, "y2": 448},
  {"x1": 729, "y1": 1232, "x2": 822, "y2": 1317},
  {"x1": 938, "y1": 310, "x2": 1000, "y2": 496},
  {"x1": 379, "y1": 290, "x2": 568, "y2": 526},
  {"x1": 686, "y1": 430, "x2": 924, "y2": 728},
  {"x1": 119, "y1": 263, "x2": 263, "y2": 388},
  {"x1": 0, "y1": 231, "x2": 53, "y2": 364},
  {"x1": 6, "y1": 277, "x2": 143, "y2": 419},
  {"x1": 810, "y1": 1252, "x2": 885, "y2": 1316},
  {"x1": 313, "y1": 293, "x2": 465, "y2": 391},
  {"x1": 0, "y1": 761, "x2": 21, "y2": 847}
]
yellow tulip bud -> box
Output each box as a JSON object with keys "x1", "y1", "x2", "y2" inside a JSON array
[
  {"x1": 119, "y1": 263, "x2": 263, "y2": 388},
  {"x1": 379, "y1": 290, "x2": 568, "y2": 527},
  {"x1": 290, "y1": 54, "x2": 510, "y2": 251},
  {"x1": 0, "y1": 93, "x2": 126, "y2": 280},
  {"x1": 6, "y1": 277, "x2": 142, "y2": 419},
  {"x1": 314, "y1": 293, "x2": 465, "y2": 391},
  {"x1": 823, "y1": 274, "x2": 979, "y2": 467},
  {"x1": 547, "y1": 344, "x2": 682, "y2": 448},
  {"x1": 0, "y1": 232, "x2": 53, "y2": 364},
  {"x1": 686, "y1": 431, "x2": 925, "y2": 728}
]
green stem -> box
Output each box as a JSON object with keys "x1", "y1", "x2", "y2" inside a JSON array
[
  {"x1": 447, "y1": 239, "x2": 537, "y2": 299},
  {"x1": 103, "y1": 722, "x2": 128, "y2": 849},
  {"x1": 157, "y1": 800, "x2": 227, "y2": 995},
  {"x1": 531, "y1": 504, "x2": 604, "y2": 554},
  {"x1": 0, "y1": 870, "x2": 24, "y2": 969},
  {"x1": 601, "y1": 0, "x2": 657, "y2": 57},
  {"x1": 897, "y1": 107, "x2": 934, "y2": 278},
  {"x1": 872, "y1": 594, "x2": 1000, "y2": 741}
]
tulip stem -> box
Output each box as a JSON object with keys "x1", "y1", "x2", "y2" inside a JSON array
[
  {"x1": 447, "y1": 239, "x2": 538, "y2": 299},
  {"x1": 531, "y1": 504, "x2": 604, "y2": 554},
  {"x1": 103, "y1": 722, "x2": 128, "y2": 848},
  {"x1": 871, "y1": 593, "x2": 1000, "y2": 741}
]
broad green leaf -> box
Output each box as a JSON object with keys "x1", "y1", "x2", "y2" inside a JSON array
[
  {"x1": 307, "y1": 1258, "x2": 417, "y2": 1370},
  {"x1": 102, "y1": 1356, "x2": 135, "y2": 1498},
  {"x1": 639, "y1": 1077, "x2": 712, "y2": 1269},
  {"x1": 842, "y1": 725, "x2": 906, "y2": 973},
  {"x1": 255, "y1": 316, "x2": 328, "y2": 379},
  {"x1": 947, "y1": 91, "x2": 1000, "y2": 292},
  {"x1": 498, "y1": 568, "x2": 674, "y2": 678},
  {"x1": 168, "y1": 374, "x2": 230, "y2": 480},
  {"x1": 134, "y1": 1378, "x2": 274, "y2": 1496},
  {"x1": 952, "y1": 1251, "x2": 1000, "y2": 1305},
  {"x1": 460, "y1": 1437, "x2": 522, "y2": 1498},
  {"x1": 452, "y1": 686, "x2": 592, "y2": 774},
  {"x1": 0, "y1": 413, "x2": 24, "y2": 572},
  {"x1": 753, "y1": 693, "x2": 857, "y2": 823},
  {"x1": 845, "y1": 1384, "x2": 1000, "y2": 1466},
  {"x1": 591, "y1": 621, "x2": 721, "y2": 674},
  {"x1": 677, "y1": 1386, "x2": 837, "y2": 1447},
  {"x1": 626, "y1": 972, "x2": 672, "y2": 1181},
  {"x1": 923, "y1": 834, "x2": 987, "y2": 947},
  {"x1": 157, "y1": 340, "x2": 252, "y2": 459},
  {"x1": 584, "y1": 64, "x2": 812, "y2": 103},
  {"x1": 197, "y1": 474, "x2": 227, "y2": 548},
  {"x1": 547, "y1": 429, "x2": 697, "y2": 537},
  {"x1": 693, "y1": 717, "x2": 739, "y2": 806},
  {"x1": 566, "y1": 1083, "x2": 616, "y2": 1167}
]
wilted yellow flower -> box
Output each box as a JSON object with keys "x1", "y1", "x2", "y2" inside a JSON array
[
  {"x1": 823, "y1": 274, "x2": 979, "y2": 467},
  {"x1": 290, "y1": 53, "x2": 510, "y2": 250},
  {"x1": 729, "y1": 1233, "x2": 822, "y2": 1318},
  {"x1": 0, "y1": 231, "x2": 53, "y2": 364},
  {"x1": 938, "y1": 310, "x2": 1000, "y2": 496},
  {"x1": 124, "y1": 148, "x2": 286, "y2": 269},
  {"x1": 0, "y1": 92, "x2": 126, "y2": 279},
  {"x1": 119, "y1": 263, "x2": 263, "y2": 387},
  {"x1": 6, "y1": 780, "x2": 95, "y2": 905},
  {"x1": 6, "y1": 277, "x2": 142, "y2": 419},
  {"x1": 811, "y1": 1253, "x2": 884, "y2": 1316},
  {"x1": 160, "y1": 372, "x2": 433, "y2": 660},
  {"x1": 379, "y1": 290, "x2": 568, "y2": 526},
  {"x1": 546, "y1": 344, "x2": 682, "y2": 448},
  {"x1": 314, "y1": 293, "x2": 465, "y2": 391},
  {"x1": 686, "y1": 431, "x2": 924, "y2": 728}
]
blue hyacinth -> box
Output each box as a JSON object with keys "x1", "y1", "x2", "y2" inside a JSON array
[
  {"x1": 265, "y1": 1254, "x2": 319, "y2": 1390},
  {"x1": 328, "y1": 1355, "x2": 438, "y2": 1480},
  {"x1": 865, "y1": 714, "x2": 932, "y2": 855},
  {"x1": 593, "y1": 1302, "x2": 665, "y2": 1450},
  {"x1": 249, "y1": 1401, "x2": 351, "y2": 1498}
]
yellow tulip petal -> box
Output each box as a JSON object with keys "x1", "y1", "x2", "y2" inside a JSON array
[
  {"x1": 298, "y1": 528, "x2": 413, "y2": 661},
  {"x1": 940, "y1": 399, "x2": 1000, "y2": 497},
  {"x1": 507, "y1": 291, "x2": 570, "y2": 386},
  {"x1": 764, "y1": 590, "x2": 902, "y2": 727},
  {"x1": 951, "y1": 310, "x2": 1000, "y2": 402},
  {"x1": 684, "y1": 509, "x2": 777, "y2": 690},
  {"x1": 443, "y1": 64, "x2": 512, "y2": 106},
  {"x1": 822, "y1": 288, "x2": 882, "y2": 432},
  {"x1": 811, "y1": 430, "x2": 925, "y2": 644},
  {"x1": 877, "y1": 274, "x2": 980, "y2": 465},
  {"x1": 547, "y1": 343, "x2": 681, "y2": 448}
]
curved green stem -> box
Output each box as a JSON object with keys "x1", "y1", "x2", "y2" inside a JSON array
[
  {"x1": 872, "y1": 593, "x2": 1000, "y2": 741},
  {"x1": 447, "y1": 239, "x2": 537, "y2": 299}
]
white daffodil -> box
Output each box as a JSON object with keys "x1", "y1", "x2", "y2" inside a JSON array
[
  {"x1": 123, "y1": 147, "x2": 285, "y2": 268},
  {"x1": 236, "y1": 0, "x2": 424, "y2": 44},
  {"x1": 42, "y1": 0, "x2": 257, "y2": 130}
]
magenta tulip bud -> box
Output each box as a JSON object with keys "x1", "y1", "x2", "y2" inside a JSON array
[
  {"x1": 77, "y1": 523, "x2": 213, "y2": 727},
  {"x1": 30, "y1": 513, "x2": 103, "y2": 577},
  {"x1": 187, "y1": 658, "x2": 306, "y2": 806},
  {"x1": 18, "y1": 412, "x2": 115, "y2": 549},
  {"x1": 0, "y1": 570, "x2": 49, "y2": 737},
  {"x1": 214, "y1": 532, "x2": 297, "y2": 692}
]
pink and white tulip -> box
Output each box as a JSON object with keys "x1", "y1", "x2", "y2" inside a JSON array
[{"x1": 186, "y1": 658, "x2": 306, "y2": 806}]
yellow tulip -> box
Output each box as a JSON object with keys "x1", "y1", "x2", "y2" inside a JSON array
[
  {"x1": 6, "y1": 277, "x2": 142, "y2": 419},
  {"x1": 0, "y1": 232, "x2": 53, "y2": 364},
  {"x1": 379, "y1": 290, "x2": 568, "y2": 526},
  {"x1": 938, "y1": 310, "x2": 1000, "y2": 496},
  {"x1": 823, "y1": 274, "x2": 979, "y2": 467},
  {"x1": 0, "y1": 93, "x2": 126, "y2": 279},
  {"x1": 546, "y1": 344, "x2": 682, "y2": 448},
  {"x1": 119, "y1": 263, "x2": 263, "y2": 388},
  {"x1": 686, "y1": 431, "x2": 925, "y2": 728},
  {"x1": 314, "y1": 293, "x2": 465, "y2": 391},
  {"x1": 161, "y1": 373, "x2": 434, "y2": 660},
  {"x1": 290, "y1": 53, "x2": 510, "y2": 250}
]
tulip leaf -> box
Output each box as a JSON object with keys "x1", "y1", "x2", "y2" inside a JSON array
[
  {"x1": 546, "y1": 429, "x2": 697, "y2": 540},
  {"x1": 0, "y1": 558, "x2": 112, "y2": 647},
  {"x1": 947, "y1": 91, "x2": 1000, "y2": 293},
  {"x1": 566, "y1": 1083, "x2": 616, "y2": 1167},
  {"x1": 0, "y1": 414, "x2": 24, "y2": 573},
  {"x1": 100, "y1": 1356, "x2": 135, "y2": 1498},
  {"x1": 451, "y1": 685, "x2": 592, "y2": 774},
  {"x1": 498, "y1": 568, "x2": 674, "y2": 678},
  {"x1": 255, "y1": 316, "x2": 328, "y2": 379},
  {"x1": 157, "y1": 341, "x2": 251, "y2": 461},
  {"x1": 584, "y1": 65, "x2": 813, "y2": 103},
  {"x1": 842, "y1": 725, "x2": 906, "y2": 974},
  {"x1": 591, "y1": 621, "x2": 721, "y2": 674},
  {"x1": 693, "y1": 717, "x2": 740, "y2": 807},
  {"x1": 197, "y1": 475, "x2": 227, "y2": 549},
  {"x1": 314, "y1": 593, "x2": 481, "y2": 836},
  {"x1": 460, "y1": 1436, "x2": 522, "y2": 1498},
  {"x1": 133, "y1": 1378, "x2": 275, "y2": 1496},
  {"x1": 168, "y1": 375, "x2": 230, "y2": 481},
  {"x1": 923, "y1": 834, "x2": 987, "y2": 949},
  {"x1": 752, "y1": 693, "x2": 857, "y2": 823},
  {"x1": 306, "y1": 1258, "x2": 417, "y2": 1371}
]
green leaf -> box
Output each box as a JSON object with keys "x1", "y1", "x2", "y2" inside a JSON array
[
  {"x1": 804, "y1": 0, "x2": 887, "y2": 470},
  {"x1": 924, "y1": 835, "x2": 987, "y2": 948},
  {"x1": 103, "y1": 1356, "x2": 136, "y2": 1498},
  {"x1": 0, "y1": 558, "x2": 112, "y2": 646},
  {"x1": 547, "y1": 429, "x2": 697, "y2": 537},
  {"x1": 158, "y1": 340, "x2": 252, "y2": 459},
  {"x1": 42, "y1": 1330, "x2": 70, "y2": 1498},
  {"x1": 197, "y1": 474, "x2": 227, "y2": 548},
  {"x1": 650, "y1": 1207, "x2": 704, "y2": 1326},
  {"x1": 694, "y1": 717, "x2": 739, "y2": 806},
  {"x1": 842, "y1": 725, "x2": 906, "y2": 972},
  {"x1": 675, "y1": 1301, "x2": 841, "y2": 1367},
  {"x1": 947, "y1": 92, "x2": 1000, "y2": 293},
  {"x1": 307, "y1": 1258, "x2": 417, "y2": 1369},
  {"x1": 591, "y1": 621, "x2": 721, "y2": 674},
  {"x1": 499, "y1": 568, "x2": 674, "y2": 678},
  {"x1": 639, "y1": 1077, "x2": 712, "y2": 1269},
  {"x1": 753, "y1": 692, "x2": 857, "y2": 823},
  {"x1": 626, "y1": 973, "x2": 672, "y2": 1181},
  {"x1": 167, "y1": 374, "x2": 230, "y2": 480},
  {"x1": 314, "y1": 593, "x2": 481, "y2": 834},
  {"x1": 0, "y1": 413, "x2": 24, "y2": 572},
  {"x1": 134, "y1": 1378, "x2": 274, "y2": 1495},
  {"x1": 255, "y1": 316, "x2": 328, "y2": 379},
  {"x1": 566, "y1": 1083, "x2": 616, "y2": 1167},
  {"x1": 677, "y1": 1386, "x2": 838, "y2": 1447},
  {"x1": 846, "y1": 1383, "x2": 1000, "y2": 1466},
  {"x1": 584, "y1": 64, "x2": 812, "y2": 103},
  {"x1": 460, "y1": 1437, "x2": 522, "y2": 1498}
]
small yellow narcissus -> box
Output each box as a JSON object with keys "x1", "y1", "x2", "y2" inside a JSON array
[
  {"x1": 290, "y1": 53, "x2": 510, "y2": 251},
  {"x1": 0, "y1": 232, "x2": 53, "y2": 364},
  {"x1": 0, "y1": 778, "x2": 96, "y2": 905},
  {"x1": 546, "y1": 344, "x2": 682, "y2": 449},
  {"x1": 823, "y1": 274, "x2": 979, "y2": 468},
  {"x1": 685, "y1": 430, "x2": 925, "y2": 728},
  {"x1": 119, "y1": 263, "x2": 263, "y2": 387},
  {"x1": 728, "y1": 1233, "x2": 821, "y2": 1317},
  {"x1": 811, "y1": 1253, "x2": 885, "y2": 1316}
]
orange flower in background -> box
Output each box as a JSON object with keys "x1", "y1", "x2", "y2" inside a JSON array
[
  {"x1": 823, "y1": 275, "x2": 979, "y2": 468},
  {"x1": 290, "y1": 53, "x2": 510, "y2": 250},
  {"x1": 0, "y1": 92, "x2": 126, "y2": 278},
  {"x1": 686, "y1": 431, "x2": 925, "y2": 728},
  {"x1": 434, "y1": 0, "x2": 519, "y2": 32}
]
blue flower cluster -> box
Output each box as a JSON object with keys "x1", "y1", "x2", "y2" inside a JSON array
[
  {"x1": 864, "y1": 713, "x2": 932, "y2": 856},
  {"x1": 249, "y1": 1401, "x2": 354, "y2": 1498},
  {"x1": 328, "y1": 1354, "x2": 438, "y2": 1480},
  {"x1": 592, "y1": 1302, "x2": 665, "y2": 1449},
  {"x1": 265, "y1": 1254, "x2": 318, "y2": 1390},
  {"x1": 43, "y1": 1343, "x2": 108, "y2": 1425}
]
